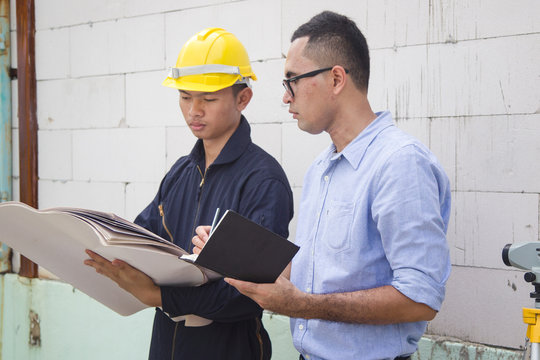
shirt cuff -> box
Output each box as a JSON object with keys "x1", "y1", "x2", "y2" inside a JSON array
[{"x1": 391, "y1": 267, "x2": 449, "y2": 311}]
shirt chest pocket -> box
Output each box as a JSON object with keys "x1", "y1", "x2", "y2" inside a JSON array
[{"x1": 321, "y1": 200, "x2": 354, "y2": 253}]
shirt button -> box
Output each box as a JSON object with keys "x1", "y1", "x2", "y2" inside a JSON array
[
  {"x1": 306, "y1": 287, "x2": 311, "y2": 292},
  {"x1": 299, "y1": 324, "x2": 304, "y2": 330},
  {"x1": 324, "y1": 175, "x2": 329, "y2": 182}
]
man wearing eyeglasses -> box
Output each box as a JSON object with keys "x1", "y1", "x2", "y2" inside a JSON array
[{"x1": 216, "y1": 10, "x2": 451, "y2": 360}]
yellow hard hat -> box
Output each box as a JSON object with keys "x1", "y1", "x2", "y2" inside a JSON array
[{"x1": 163, "y1": 28, "x2": 257, "y2": 92}]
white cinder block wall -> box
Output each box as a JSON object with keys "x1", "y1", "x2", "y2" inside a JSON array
[{"x1": 9, "y1": 0, "x2": 540, "y2": 354}]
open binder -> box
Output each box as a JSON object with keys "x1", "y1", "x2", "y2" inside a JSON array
[{"x1": 0, "y1": 202, "x2": 298, "y2": 317}]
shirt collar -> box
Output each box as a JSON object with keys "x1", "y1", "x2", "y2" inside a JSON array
[
  {"x1": 189, "y1": 115, "x2": 252, "y2": 166},
  {"x1": 325, "y1": 111, "x2": 394, "y2": 169}
]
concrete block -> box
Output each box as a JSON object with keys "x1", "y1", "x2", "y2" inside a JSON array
[
  {"x1": 429, "y1": 266, "x2": 531, "y2": 349},
  {"x1": 72, "y1": 128, "x2": 166, "y2": 183},
  {"x1": 456, "y1": 115, "x2": 540, "y2": 193},
  {"x1": 165, "y1": 126, "x2": 197, "y2": 171},
  {"x1": 370, "y1": 34, "x2": 540, "y2": 119},
  {"x1": 126, "y1": 70, "x2": 180, "y2": 128},
  {"x1": 37, "y1": 76, "x2": 125, "y2": 130},
  {"x1": 365, "y1": 0, "x2": 429, "y2": 48},
  {"x1": 282, "y1": 122, "x2": 330, "y2": 187},
  {"x1": 370, "y1": 45, "x2": 432, "y2": 119},
  {"x1": 35, "y1": 28, "x2": 70, "y2": 80},
  {"x1": 123, "y1": 0, "x2": 236, "y2": 18},
  {"x1": 165, "y1": 1, "x2": 281, "y2": 66},
  {"x1": 426, "y1": 36, "x2": 540, "y2": 117},
  {"x1": 394, "y1": 117, "x2": 430, "y2": 148},
  {"x1": 37, "y1": 130, "x2": 72, "y2": 180},
  {"x1": 445, "y1": 194, "x2": 462, "y2": 266},
  {"x1": 125, "y1": 182, "x2": 160, "y2": 222},
  {"x1": 430, "y1": 118, "x2": 457, "y2": 191},
  {"x1": 368, "y1": 48, "x2": 397, "y2": 112},
  {"x1": 39, "y1": 180, "x2": 126, "y2": 215},
  {"x1": 35, "y1": 0, "x2": 125, "y2": 29},
  {"x1": 70, "y1": 15, "x2": 164, "y2": 77},
  {"x1": 243, "y1": 60, "x2": 290, "y2": 125},
  {"x1": 34, "y1": 0, "x2": 239, "y2": 29},
  {"x1": 281, "y1": 1, "x2": 369, "y2": 54},
  {"x1": 429, "y1": 0, "x2": 540, "y2": 43},
  {"x1": 250, "y1": 123, "x2": 282, "y2": 164},
  {"x1": 417, "y1": 335, "x2": 522, "y2": 360},
  {"x1": 283, "y1": 0, "x2": 539, "y2": 50},
  {"x1": 452, "y1": 191, "x2": 539, "y2": 269}
]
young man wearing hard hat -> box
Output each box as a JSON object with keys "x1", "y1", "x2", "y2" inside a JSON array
[{"x1": 85, "y1": 28, "x2": 293, "y2": 360}]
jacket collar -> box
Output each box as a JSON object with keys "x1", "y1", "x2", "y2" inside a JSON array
[{"x1": 189, "y1": 115, "x2": 252, "y2": 166}]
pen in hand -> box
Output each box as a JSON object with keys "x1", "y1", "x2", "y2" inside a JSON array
[{"x1": 209, "y1": 208, "x2": 220, "y2": 237}]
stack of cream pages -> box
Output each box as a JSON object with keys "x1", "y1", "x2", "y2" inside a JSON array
[{"x1": 0, "y1": 201, "x2": 220, "y2": 324}]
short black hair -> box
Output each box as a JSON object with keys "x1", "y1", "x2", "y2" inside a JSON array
[
  {"x1": 231, "y1": 83, "x2": 248, "y2": 97},
  {"x1": 291, "y1": 11, "x2": 370, "y2": 91}
]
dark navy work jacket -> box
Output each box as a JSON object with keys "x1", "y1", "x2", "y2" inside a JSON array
[{"x1": 135, "y1": 116, "x2": 294, "y2": 360}]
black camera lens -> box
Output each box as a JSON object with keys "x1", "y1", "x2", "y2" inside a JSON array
[{"x1": 502, "y1": 244, "x2": 512, "y2": 266}]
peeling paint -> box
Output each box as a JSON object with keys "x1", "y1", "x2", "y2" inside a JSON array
[{"x1": 29, "y1": 310, "x2": 41, "y2": 347}]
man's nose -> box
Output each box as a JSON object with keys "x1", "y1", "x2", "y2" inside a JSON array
[
  {"x1": 282, "y1": 90, "x2": 293, "y2": 104},
  {"x1": 190, "y1": 99, "x2": 204, "y2": 116}
]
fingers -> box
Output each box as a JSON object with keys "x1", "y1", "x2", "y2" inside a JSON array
[
  {"x1": 195, "y1": 225, "x2": 211, "y2": 241},
  {"x1": 191, "y1": 235, "x2": 205, "y2": 254},
  {"x1": 84, "y1": 250, "x2": 122, "y2": 279},
  {"x1": 192, "y1": 225, "x2": 212, "y2": 254},
  {"x1": 85, "y1": 249, "x2": 106, "y2": 262},
  {"x1": 225, "y1": 277, "x2": 257, "y2": 295}
]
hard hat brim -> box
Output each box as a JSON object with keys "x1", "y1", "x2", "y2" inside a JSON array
[{"x1": 162, "y1": 73, "x2": 245, "y2": 92}]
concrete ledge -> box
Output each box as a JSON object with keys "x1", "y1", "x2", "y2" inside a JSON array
[{"x1": 415, "y1": 335, "x2": 523, "y2": 360}]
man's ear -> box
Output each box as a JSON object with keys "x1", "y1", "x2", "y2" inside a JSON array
[
  {"x1": 331, "y1": 66, "x2": 347, "y2": 95},
  {"x1": 236, "y1": 86, "x2": 253, "y2": 112}
]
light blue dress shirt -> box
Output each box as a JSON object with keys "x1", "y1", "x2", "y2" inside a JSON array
[{"x1": 290, "y1": 111, "x2": 451, "y2": 360}]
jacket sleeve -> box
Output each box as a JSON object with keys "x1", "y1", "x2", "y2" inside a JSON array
[
  {"x1": 160, "y1": 178, "x2": 294, "y2": 321},
  {"x1": 134, "y1": 182, "x2": 164, "y2": 236}
]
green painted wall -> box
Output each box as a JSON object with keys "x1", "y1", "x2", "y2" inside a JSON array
[
  {"x1": 0, "y1": 274, "x2": 525, "y2": 360},
  {"x1": 0, "y1": 274, "x2": 152, "y2": 359}
]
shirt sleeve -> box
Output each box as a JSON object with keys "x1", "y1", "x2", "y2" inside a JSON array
[
  {"x1": 160, "y1": 177, "x2": 294, "y2": 320},
  {"x1": 371, "y1": 144, "x2": 451, "y2": 311}
]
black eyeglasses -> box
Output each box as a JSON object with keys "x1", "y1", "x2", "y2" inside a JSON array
[{"x1": 282, "y1": 67, "x2": 349, "y2": 98}]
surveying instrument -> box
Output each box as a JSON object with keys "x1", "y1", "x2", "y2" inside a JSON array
[{"x1": 503, "y1": 243, "x2": 540, "y2": 360}]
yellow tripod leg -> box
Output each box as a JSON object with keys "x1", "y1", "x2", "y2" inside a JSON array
[{"x1": 523, "y1": 308, "x2": 540, "y2": 359}]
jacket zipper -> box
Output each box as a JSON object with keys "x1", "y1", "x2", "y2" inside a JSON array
[
  {"x1": 256, "y1": 317, "x2": 264, "y2": 360},
  {"x1": 188, "y1": 165, "x2": 207, "y2": 252},
  {"x1": 158, "y1": 204, "x2": 174, "y2": 242},
  {"x1": 169, "y1": 165, "x2": 208, "y2": 360}
]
